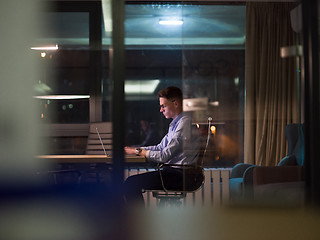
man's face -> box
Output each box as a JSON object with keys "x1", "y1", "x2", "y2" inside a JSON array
[{"x1": 159, "y1": 97, "x2": 178, "y2": 119}]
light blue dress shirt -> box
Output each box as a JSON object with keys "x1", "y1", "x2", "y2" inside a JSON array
[{"x1": 143, "y1": 113, "x2": 200, "y2": 166}]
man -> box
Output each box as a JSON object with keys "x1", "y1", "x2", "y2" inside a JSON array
[{"x1": 123, "y1": 86, "x2": 203, "y2": 206}]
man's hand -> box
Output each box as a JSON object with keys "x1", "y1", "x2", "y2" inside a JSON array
[
  {"x1": 125, "y1": 147, "x2": 147, "y2": 158},
  {"x1": 124, "y1": 147, "x2": 136, "y2": 155}
]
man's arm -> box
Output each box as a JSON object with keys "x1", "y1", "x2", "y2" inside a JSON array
[
  {"x1": 124, "y1": 132, "x2": 168, "y2": 156},
  {"x1": 146, "y1": 117, "x2": 190, "y2": 163}
]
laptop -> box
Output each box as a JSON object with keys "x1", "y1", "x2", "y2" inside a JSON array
[{"x1": 96, "y1": 127, "x2": 111, "y2": 157}]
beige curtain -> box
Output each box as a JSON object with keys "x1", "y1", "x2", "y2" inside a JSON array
[{"x1": 245, "y1": 2, "x2": 299, "y2": 166}]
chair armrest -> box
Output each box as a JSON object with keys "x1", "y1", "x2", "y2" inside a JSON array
[
  {"x1": 242, "y1": 165, "x2": 257, "y2": 184},
  {"x1": 253, "y1": 166, "x2": 304, "y2": 186},
  {"x1": 230, "y1": 163, "x2": 257, "y2": 178}
]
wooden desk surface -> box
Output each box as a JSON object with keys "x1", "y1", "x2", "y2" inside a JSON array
[{"x1": 36, "y1": 155, "x2": 145, "y2": 164}]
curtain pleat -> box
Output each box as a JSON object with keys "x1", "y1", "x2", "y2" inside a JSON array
[{"x1": 245, "y1": 2, "x2": 298, "y2": 166}]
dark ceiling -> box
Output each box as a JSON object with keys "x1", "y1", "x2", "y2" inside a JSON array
[{"x1": 37, "y1": 2, "x2": 246, "y2": 49}]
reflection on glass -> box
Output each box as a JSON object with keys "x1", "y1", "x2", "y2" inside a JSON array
[
  {"x1": 121, "y1": 3, "x2": 246, "y2": 167},
  {"x1": 36, "y1": 2, "x2": 246, "y2": 162},
  {"x1": 34, "y1": 12, "x2": 90, "y2": 124}
]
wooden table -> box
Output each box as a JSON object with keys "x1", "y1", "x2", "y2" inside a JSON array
[{"x1": 36, "y1": 155, "x2": 146, "y2": 164}]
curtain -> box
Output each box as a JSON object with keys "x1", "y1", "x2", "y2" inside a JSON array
[{"x1": 245, "y1": 2, "x2": 299, "y2": 166}]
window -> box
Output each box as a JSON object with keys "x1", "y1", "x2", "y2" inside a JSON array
[
  {"x1": 35, "y1": 12, "x2": 90, "y2": 124},
  {"x1": 37, "y1": 2, "x2": 246, "y2": 166},
  {"x1": 118, "y1": 3, "x2": 246, "y2": 166},
  {"x1": 35, "y1": 2, "x2": 102, "y2": 154}
]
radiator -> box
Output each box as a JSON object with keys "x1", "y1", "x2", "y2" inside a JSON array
[{"x1": 124, "y1": 168, "x2": 232, "y2": 208}]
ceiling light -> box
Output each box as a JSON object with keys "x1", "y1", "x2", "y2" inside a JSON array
[
  {"x1": 158, "y1": 19, "x2": 183, "y2": 26},
  {"x1": 125, "y1": 80, "x2": 160, "y2": 94},
  {"x1": 30, "y1": 44, "x2": 59, "y2": 51},
  {"x1": 33, "y1": 95, "x2": 90, "y2": 100}
]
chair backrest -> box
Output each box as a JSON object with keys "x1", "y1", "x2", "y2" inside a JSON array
[
  {"x1": 284, "y1": 123, "x2": 305, "y2": 166},
  {"x1": 192, "y1": 117, "x2": 212, "y2": 168},
  {"x1": 86, "y1": 122, "x2": 112, "y2": 155}
]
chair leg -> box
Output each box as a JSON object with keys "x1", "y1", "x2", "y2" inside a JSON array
[
  {"x1": 159, "y1": 198, "x2": 183, "y2": 207},
  {"x1": 149, "y1": 190, "x2": 188, "y2": 207}
]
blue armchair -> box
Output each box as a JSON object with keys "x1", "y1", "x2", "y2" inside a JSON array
[{"x1": 229, "y1": 123, "x2": 304, "y2": 201}]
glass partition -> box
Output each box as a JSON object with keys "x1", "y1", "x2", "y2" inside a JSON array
[
  {"x1": 35, "y1": 12, "x2": 90, "y2": 124},
  {"x1": 34, "y1": 1, "x2": 308, "y2": 206},
  {"x1": 36, "y1": 1, "x2": 246, "y2": 166},
  {"x1": 181, "y1": 4, "x2": 245, "y2": 167},
  {"x1": 120, "y1": 2, "x2": 246, "y2": 167},
  {"x1": 3, "y1": 3, "x2": 319, "y2": 239},
  {"x1": 35, "y1": 2, "x2": 102, "y2": 155}
]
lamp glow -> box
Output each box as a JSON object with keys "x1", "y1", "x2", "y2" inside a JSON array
[
  {"x1": 210, "y1": 126, "x2": 216, "y2": 135},
  {"x1": 183, "y1": 98, "x2": 208, "y2": 111}
]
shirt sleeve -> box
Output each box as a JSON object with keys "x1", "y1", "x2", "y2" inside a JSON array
[
  {"x1": 142, "y1": 132, "x2": 169, "y2": 151},
  {"x1": 145, "y1": 117, "x2": 190, "y2": 164}
]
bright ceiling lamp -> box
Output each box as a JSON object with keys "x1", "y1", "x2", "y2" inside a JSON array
[
  {"x1": 159, "y1": 19, "x2": 183, "y2": 26},
  {"x1": 125, "y1": 80, "x2": 160, "y2": 94},
  {"x1": 33, "y1": 95, "x2": 90, "y2": 100},
  {"x1": 30, "y1": 44, "x2": 59, "y2": 51}
]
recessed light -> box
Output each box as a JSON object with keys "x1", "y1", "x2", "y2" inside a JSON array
[
  {"x1": 125, "y1": 80, "x2": 160, "y2": 94},
  {"x1": 159, "y1": 19, "x2": 183, "y2": 26}
]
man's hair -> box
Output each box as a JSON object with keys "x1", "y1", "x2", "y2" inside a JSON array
[{"x1": 158, "y1": 86, "x2": 183, "y2": 103}]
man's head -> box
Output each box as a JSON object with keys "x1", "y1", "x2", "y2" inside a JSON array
[{"x1": 158, "y1": 86, "x2": 183, "y2": 119}]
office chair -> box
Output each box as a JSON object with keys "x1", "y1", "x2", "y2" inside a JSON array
[{"x1": 146, "y1": 117, "x2": 212, "y2": 207}]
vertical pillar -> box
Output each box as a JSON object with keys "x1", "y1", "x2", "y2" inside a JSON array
[
  {"x1": 302, "y1": 0, "x2": 320, "y2": 206},
  {"x1": 89, "y1": 2, "x2": 103, "y2": 122},
  {"x1": 110, "y1": 0, "x2": 125, "y2": 188}
]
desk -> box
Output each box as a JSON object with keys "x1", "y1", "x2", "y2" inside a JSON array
[{"x1": 36, "y1": 155, "x2": 145, "y2": 164}]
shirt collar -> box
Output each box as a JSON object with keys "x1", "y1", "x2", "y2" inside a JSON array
[{"x1": 170, "y1": 112, "x2": 184, "y2": 129}]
